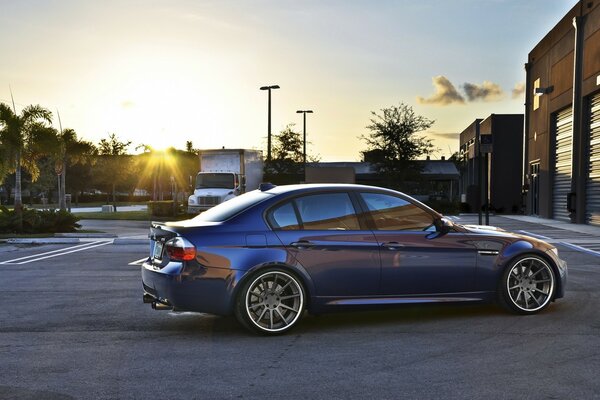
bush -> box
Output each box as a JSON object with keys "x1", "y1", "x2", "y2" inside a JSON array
[
  {"x1": 148, "y1": 201, "x2": 185, "y2": 217},
  {"x1": 0, "y1": 206, "x2": 81, "y2": 234}
]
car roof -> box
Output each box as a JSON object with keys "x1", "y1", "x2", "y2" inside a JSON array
[
  {"x1": 263, "y1": 183, "x2": 400, "y2": 194},
  {"x1": 260, "y1": 183, "x2": 442, "y2": 218}
]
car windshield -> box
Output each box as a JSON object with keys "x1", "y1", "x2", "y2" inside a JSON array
[
  {"x1": 196, "y1": 173, "x2": 235, "y2": 189},
  {"x1": 192, "y1": 190, "x2": 273, "y2": 222}
]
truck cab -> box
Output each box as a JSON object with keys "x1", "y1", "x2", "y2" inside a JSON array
[
  {"x1": 186, "y1": 149, "x2": 263, "y2": 214},
  {"x1": 187, "y1": 172, "x2": 243, "y2": 213}
]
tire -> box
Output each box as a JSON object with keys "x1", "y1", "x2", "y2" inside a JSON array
[
  {"x1": 498, "y1": 255, "x2": 556, "y2": 314},
  {"x1": 234, "y1": 268, "x2": 305, "y2": 335}
]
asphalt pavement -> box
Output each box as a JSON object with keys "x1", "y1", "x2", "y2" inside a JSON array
[{"x1": 0, "y1": 216, "x2": 598, "y2": 399}]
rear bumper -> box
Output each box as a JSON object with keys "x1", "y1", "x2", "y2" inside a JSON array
[{"x1": 141, "y1": 260, "x2": 240, "y2": 316}]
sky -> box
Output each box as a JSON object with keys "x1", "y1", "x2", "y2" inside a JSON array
[{"x1": 0, "y1": 0, "x2": 580, "y2": 161}]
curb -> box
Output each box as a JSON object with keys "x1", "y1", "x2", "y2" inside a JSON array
[
  {"x1": 6, "y1": 238, "x2": 81, "y2": 244},
  {"x1": 55, "y1": 233, "x2": 117, "y2": 238}
]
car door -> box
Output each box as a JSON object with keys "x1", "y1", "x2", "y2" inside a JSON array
[
  {"x1": 358, "y1": 191, "x2": 477, "y2": 296},
  {"x1": 268, "y1": 191, "x2": 381, "y2": 297}
]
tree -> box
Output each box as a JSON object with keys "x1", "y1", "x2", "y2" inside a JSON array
[
  {"x1": 95, "y1": 133, "x2": 133, "y2": 204},
  {"x1": 360, "y1": 103, "x2": 435, "y2": 172},
  {"x1": 266, "y1": 124, "x2": 315, "y2": 175},
  {"x1": 0, "y1": 103, "x2": 53, "y2": 211},
  {"x1": 185, "y1": 140, "x2": 197, "y2": 154},
  {"x1": 57, "y1": 129, "x2": 97, "y2": 209},
  {"x1": 98, "y1": 133, "x2": 131, "y2": 155}
]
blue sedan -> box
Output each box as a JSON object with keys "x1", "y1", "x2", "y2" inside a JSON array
[{"x1": 141, "y1": 184, "x2": 567, "y2": 335}]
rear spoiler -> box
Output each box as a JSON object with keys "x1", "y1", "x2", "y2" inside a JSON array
[{"x1": 149, "y1": 222, "x2": 177, "y2": 242}]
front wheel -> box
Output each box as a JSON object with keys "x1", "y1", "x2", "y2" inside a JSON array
[
  {"x1": 235, "y1": 268, "x2": 305, "y2": 335},
  {"x1": 498, "y1": 255, "x2": 556, "y2": 314}
]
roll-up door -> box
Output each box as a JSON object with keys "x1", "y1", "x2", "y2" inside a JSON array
[
  {"x1": 553, "y1": 107, "x2": 573, "y2": 221},
  {"x1": 587, "y1": 93, "x2": 600, "y2": 225}
]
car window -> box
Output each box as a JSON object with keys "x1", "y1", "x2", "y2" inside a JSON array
[
  {"x1": 295, "y1": 193, "x2": 360, "y2": 230},
  {"x1": 360, "y1": 192, "x2": 434, "y2": 231},
  {"x1": 192, "y1": 190, "x2": 272, "y2": 222},
  {"x1": 270, "y1": 202, "x2": 301, "y2": 230}
]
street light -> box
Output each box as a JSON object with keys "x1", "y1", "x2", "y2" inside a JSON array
[
  {"x1": 260, "y1": 85, "x2": 280, "y2": 161},
  {"x1": 296, "y1": 110, "x2": 313, "y2": 170}
]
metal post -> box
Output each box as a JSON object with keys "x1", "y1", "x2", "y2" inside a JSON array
[
  {"x1": 260, "y1": 85, "x2": 280, "y2": 163},
  {"x1": 302, "y1": 111, "x2": 306, "y2": 167},
  {"x1": 476, "y1": 123, "x2": 482, "y2": 225},
  {"x1": 267, "y1": 89, "x2": 272, "y2": 162},
  {"x1": 572, "y1": 15, "x2": 586, "y2": 224}
]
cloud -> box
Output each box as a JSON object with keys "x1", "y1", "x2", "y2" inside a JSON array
[
  {"x1": 426, "y1": 131, "x2": 460, "y2": 139},
  {"x1": 416, "y1": 76, "x2": 465, "y2": 106},
  {"x1": 511, "y1": 82, "x2": 525, "y2": 99},
  {"x1": 463, "y1": 81, "x2": 504, "y2": 102}
]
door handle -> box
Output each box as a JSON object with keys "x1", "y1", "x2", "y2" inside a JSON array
[
  {"x1": 289, "y1": 240, "x2": 315, "y2": 249},
  {"x1": 382, "y1": 241, "x2": 404, "y2": 250}
]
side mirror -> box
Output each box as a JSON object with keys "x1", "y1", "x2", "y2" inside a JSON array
[{"x1": 437, "y1": 217, "x2": 453, "y2": 234}]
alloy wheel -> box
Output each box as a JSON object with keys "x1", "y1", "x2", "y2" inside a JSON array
[
  {"x1": 506, "y1": 257, "x2": 555, "y2": 312},
  {"x1": 245, "y1": 271, "x2": 304, "y2": 333}
]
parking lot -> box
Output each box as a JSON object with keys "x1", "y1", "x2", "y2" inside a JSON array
[{"x1": 1, "y1": 217, "x2": 599, "y2": 399}]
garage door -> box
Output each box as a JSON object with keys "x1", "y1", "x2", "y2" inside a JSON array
[
  {"x1": 587, "y1": 93, "x2": 600, "y2": 225},
  {"x1": 553, "y1": 107, "x2": 573, "y2": 221}
]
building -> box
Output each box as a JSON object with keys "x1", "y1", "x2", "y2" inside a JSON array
[
  {"x1": 306, "y1": 160, "x2": 459, "y2": 201},
  {"x1": 524, "y1": 0, "x2": 600, "y2": 225},
  {"x1": 459, "y1": 114, "x2": 524, "y2": 213}
]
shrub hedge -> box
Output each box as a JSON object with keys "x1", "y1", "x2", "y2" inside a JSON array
[{"x1": 0, "y1": 206, "x2": 81, "y2": 234}]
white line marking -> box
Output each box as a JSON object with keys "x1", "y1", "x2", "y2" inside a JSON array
[
  {"x1": 128, "y1": 257, "x2": 148, "y2": 265},
  {"x1": 0, "y1": 241, "x2": 108, "y2": 264},
  {"x1": 518, "y1": 230, "x2": 552, "y2": 241},
  {"x1": 1, "y1": 240, "x2": 113, "y2": 265},
  {"x1": 559, "y1": 242, "x2": 600, "y2": 257}
]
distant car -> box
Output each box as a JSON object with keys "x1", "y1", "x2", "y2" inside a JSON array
[{"x1": 141, "y1": 184, "x2": 567, "y2": 335}]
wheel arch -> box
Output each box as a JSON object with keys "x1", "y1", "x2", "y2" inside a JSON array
[
  {"x1": 232, "y1": 262, "x2": 316, "y2": 311},
  {"x1": 497, "y1": 249, "x2": 562, "y2": 301}
]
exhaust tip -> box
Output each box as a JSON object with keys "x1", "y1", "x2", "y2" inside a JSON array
[{"x1": 151, "y1": 301, "x2": 173, "y2": 311}]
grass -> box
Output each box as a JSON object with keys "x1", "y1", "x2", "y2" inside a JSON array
[{"x1": 76, "y1": 211, "x2": 153, "y2": 220}]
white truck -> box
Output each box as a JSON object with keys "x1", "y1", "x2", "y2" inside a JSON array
[{"x1": 187, "y1": 149, "x2": 263, "y2": 214}]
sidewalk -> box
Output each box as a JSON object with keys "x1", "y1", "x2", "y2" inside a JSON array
[
  {"x1": 68, "y1": 205, "x2": 148, "y2": 213},
  {"x1": 501, "y1": 215, "x2": 600, "y2": 236},
  {"x1": 1, "y1": 219, "x2": 150, "y2": 245}
]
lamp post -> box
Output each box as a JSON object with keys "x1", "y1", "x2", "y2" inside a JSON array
[
  {"x1": 296, "y1": 110, "x2": 313, "y2": 170},
  {"x1": 260, "y1": 85, "x2": 280, "y2": 161}
]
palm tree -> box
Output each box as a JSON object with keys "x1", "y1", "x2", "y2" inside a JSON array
[
  {"x1": 0, "y1": 103, "x2": 53, "y2": 211},
  {"x1": 56, "y1": 128, "x2": 97, "y2": 210}
]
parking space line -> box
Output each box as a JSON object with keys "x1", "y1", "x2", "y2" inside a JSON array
[
  {"x1": 559, "y1": 242, "x2": 600, "y2": 258},
  {"x1": 128, "y1": 257, "x2": 148, "y2": 265},
  {"x1": 0, "y1": 241, "x2": 109, "y2": 264},
  {"x1": 0, "y1": 240, "x2": 113, "y2": 265}
]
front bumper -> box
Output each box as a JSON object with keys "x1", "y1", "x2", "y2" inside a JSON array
[{"x1": 141, "y1": 260, "x2": 240, "y2": 316}]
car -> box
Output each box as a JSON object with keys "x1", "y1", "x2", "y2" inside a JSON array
[{"x1": 141, "y1": 183, "x2": 567, "y2": 335}]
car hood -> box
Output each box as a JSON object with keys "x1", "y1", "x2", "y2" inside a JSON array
[
  {"x1": 461, "y1": 224, "x2": 506, "y2": 233},
  {"x1": 456, "y1": 223, "x2": 555, "y2": 252}
]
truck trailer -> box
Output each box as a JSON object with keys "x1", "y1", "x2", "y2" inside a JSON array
[{"x1": 187, "y1": 149, "x2": 263, "y2": 214}]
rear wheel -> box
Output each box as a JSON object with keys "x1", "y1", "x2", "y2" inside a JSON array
[
  {"x1": 235, "y1": 268, "x2": 305, "y2": 335},
  {"x1": 498, "y1": 255, "x2": 556, "y2": 314}
]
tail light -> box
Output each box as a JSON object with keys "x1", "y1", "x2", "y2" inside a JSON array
[{"x1": 165, "y1": 237, "x2": 196, "y2": 261}]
